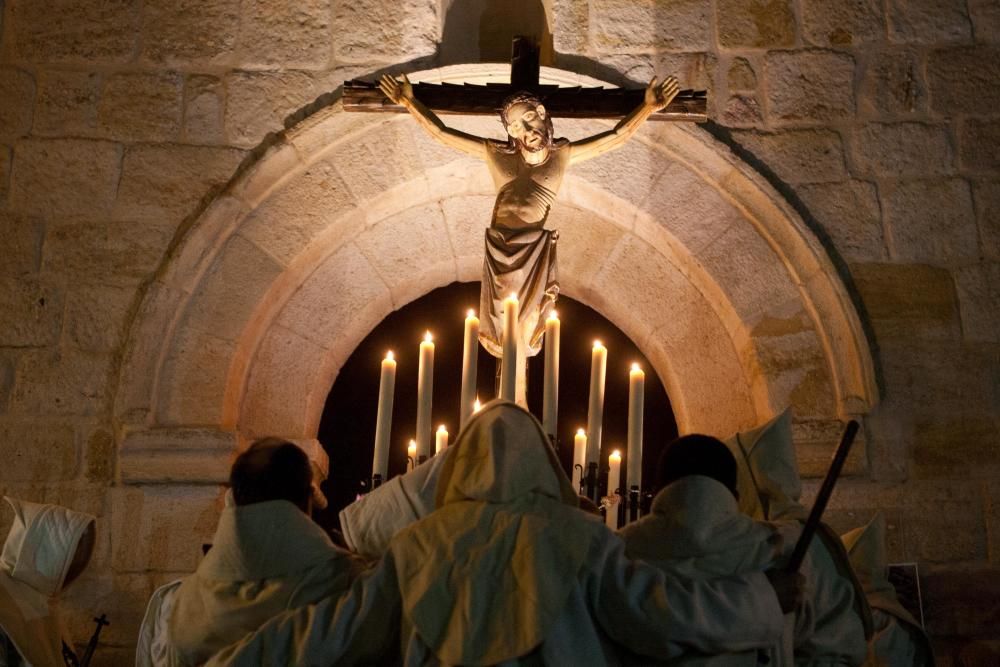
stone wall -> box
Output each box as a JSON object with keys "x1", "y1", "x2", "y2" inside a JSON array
[{"x1": 0, "y1": 0, "x2": 997, "y2": 663}]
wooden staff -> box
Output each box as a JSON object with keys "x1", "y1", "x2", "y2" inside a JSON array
[{"x1": 786, "y1": 420, "x2": 860, "y2": 572}]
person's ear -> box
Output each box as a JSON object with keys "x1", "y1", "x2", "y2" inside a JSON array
[{"x1": 536, "y1": 105, "x2": 547, "y2": 120}]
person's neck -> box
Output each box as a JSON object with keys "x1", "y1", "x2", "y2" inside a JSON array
[{"x1": 520, "y1": 146, "x2": 550, "y2": 165}]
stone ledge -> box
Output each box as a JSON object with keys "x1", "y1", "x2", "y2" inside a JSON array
[{"x1": 118, "y1": 427, "x2": 236, "y2": 484}]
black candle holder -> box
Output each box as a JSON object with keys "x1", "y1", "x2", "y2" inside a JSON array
[
  {"x1": 585, "y1": 461, "x2": 599, "y2": 504},
  {"x1": 372, "y1": 473, "x2": 383, "y2": 490},
  {"x1": 628, "y1": 485, "x2": 640, "y2": 523}
]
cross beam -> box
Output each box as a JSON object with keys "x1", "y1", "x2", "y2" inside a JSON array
[{"x1": 344, "y1": 37, "x2": 707, "y2": 122}]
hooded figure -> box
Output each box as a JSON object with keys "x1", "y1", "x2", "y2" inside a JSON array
[
  {"x1": 0, "y1": 497, "x2": 96, "y2": 667},
  {"x1": 725, "y1": 410, "x2": 870, "y2": 666},
  {"x1": 841, "y1": 515, "x2": 934, "y2": 667},
  {"x1": 208, "y1": 401, "x2": 786, "y2": 666}
]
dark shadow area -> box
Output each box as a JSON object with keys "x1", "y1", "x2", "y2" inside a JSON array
[
  {"x1": 440, "y1": 0, "x2": 554, "y2": 66},
  {"x1": 315, "y1": 281, "x2": 678, "y2": 529}
]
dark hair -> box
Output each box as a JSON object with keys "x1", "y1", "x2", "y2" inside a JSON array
[
  {"x1": 655, "y1": 434, "x2": 738, "y2": 499},
  {"x1": 230, "y1": 438, "x2": 313, "y2": 512}
]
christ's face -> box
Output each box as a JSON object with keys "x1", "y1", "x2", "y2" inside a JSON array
[{"x1": 505, "y1": 102, "x2": 550, "y2": 152}]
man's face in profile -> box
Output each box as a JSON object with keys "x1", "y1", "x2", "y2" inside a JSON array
[{"x1": 505, "y1": 101, "x2": 551, "y2": 153}]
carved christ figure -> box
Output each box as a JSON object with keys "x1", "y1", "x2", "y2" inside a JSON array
[{"x1": 379, "y1": 73, "x2": 680, "y2": 358}]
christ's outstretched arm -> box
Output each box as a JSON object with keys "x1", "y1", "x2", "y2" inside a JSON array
[
  {"x1": 568, "y1": 76, "x2": 680, "y2": 165},
  {"x1": 379, "y1": 74, "x2": 487, "y2": 160}
]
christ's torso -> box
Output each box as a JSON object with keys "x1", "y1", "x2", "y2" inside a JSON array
[{"x1": 485, "y1": 141, "x2": 570, "y2": 230}]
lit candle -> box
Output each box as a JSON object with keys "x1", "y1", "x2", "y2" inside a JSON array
[
  {"x1": 407, "y1": 439, "x2": 417, "y2": 471},
  {"x1": 372, "y1": 351, "x2": 396, "y2": 479},
  {"x1": 416, "y1": 331, "x2": 434, "y2": 460},
  {"x1": 542, "y1": 310, "x2": 560, "y2": 436},
  {"x1": 586, "y1": 340, "x2": 607, "y2": 464},
  {"x1": 460, "y1": 309, "x2": 479, "y2": 429},
  {"x1": 435, "y1": 424, "x2": 449, "y2": 455},
  {"x1": 627, "y1": 362, "x2": 645, "y2": 494},
  {"x1": 606, "y1": 450, "x2": 622, "y2": 529},
  {"x1": 499, "y1": 294, "x2": 518, "y2": 401},
  {"x1": 473, "y1": 397, "x2": 482, "y2": 413},
  {"x1": 573, "y1": 428, "x2": 587, "y2": 489}
]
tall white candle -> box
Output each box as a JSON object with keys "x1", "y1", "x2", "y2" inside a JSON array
[
  {"x1": 372, "y1": 351, "x2": 396, "y2": 479},
  {"x1": 460, "y1": 310, "x2": 479, "y2": 429},
  {"x1": 407, "y1": 439, "x2": 417, "y2": 471},
  {"x1": 627, "y1": 362, "x2": 645, "y2": 492},
  {"x1": 542, "y1": 310, "x2": 560, "y2": 436},
  {"x1": 416, "y1": 331, "x2": 434, "y2": 460},
  {"x1": 586, "y1": 340, "x2": 607, "y2": 464},
  {"x1": 573, "y1": 428, "x2": 587, "y2": 489},
  {"x1": 499, "y1": 294, "x2": 519, "y2": 401},
  {"x1": 606, "y1": 450, "x2": 622, "y2": 529},
  {"x1": 435, "y1": 424, "x2": 449, "y2": 455}
]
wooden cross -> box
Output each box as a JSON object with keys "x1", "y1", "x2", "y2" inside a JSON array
[{"x1": 344, "y1": 37, "x2": 707, "y2": 122}]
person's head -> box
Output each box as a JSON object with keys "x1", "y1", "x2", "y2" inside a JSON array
[
  {"x1": 501, "y1": 92, "x2": 553, "y2": 153},
  {"x1": 655, "y1": 434, "x2": 739, "y2": 499},
  {"x1": 230, "y1": 438, "x2": 313, "y2": 513}
]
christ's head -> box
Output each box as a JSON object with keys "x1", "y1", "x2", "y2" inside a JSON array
[{"x1": 501, "y1": 92, "x2": 553, "y2": 154}]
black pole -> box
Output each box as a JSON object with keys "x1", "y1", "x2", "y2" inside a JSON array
[
  {"x1": 585, "y1": 461, "x2": 599, "y2": 504},
  {"x1": 628, "y1": 485, "x2": 639, "y2": 523},
  {"x1": 371, "y1": 473, "x2": 383, "y2": 490}
]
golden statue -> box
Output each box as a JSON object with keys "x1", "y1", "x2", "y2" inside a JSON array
[{"x1": 379, "y1": 73, "x2": 680, "y2": 359}]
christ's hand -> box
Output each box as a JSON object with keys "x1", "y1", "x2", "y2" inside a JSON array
[
  {"x1": 379, "y1": 74, "x2": 414, "y2": 105},
  {"x1": 644, "y1": 76, "x2": 680, "y2": 112}
]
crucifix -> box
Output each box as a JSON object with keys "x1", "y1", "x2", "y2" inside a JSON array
[{"x1": 345, "y1": 38, "x2": 707, "y2": 406}]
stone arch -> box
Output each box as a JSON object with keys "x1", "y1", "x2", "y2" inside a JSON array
[{"x1": 114, "y1": 64, "x2": 877, "y2": 483}]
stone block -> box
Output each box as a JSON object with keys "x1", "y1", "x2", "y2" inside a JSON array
[
  {"x1": 109, "y1": 485, "x2": 222, "y2": 572},
  {"x1": 115, "y1": 144, "x2": 245, "y2": 221},
  {"x1": 0, "y1": 211, "x2": 45, "y2": 276},
  {"x1": 727, "y1": 57, "x2": 757, "y2": 92},
  {"x1": 851, "y1": 263, "x2": 960, "y2": 340},
  {"x1": 157, "y1": 328, "x2": 235, "y2": 425},
  {"x1": 974, "y1": 179, "x2": 1000, "y2": 260},
  {"x1": 927, "y1": 46, "x2": 1000, "y2": 116},
  {"x1": 141, "y1": 0, "x2": 239, "y2": 64},
  {"x1": 969, "y1": 0, "x2": 1000, "y2": 42},
  {"x1": 10, "y1": 349, "x2": 111, "y2": 417},
  {"x1": 922, "y1": 564, "x2": 1000, "y2": 635},
  {"x1": 276, "y1": 242, "x2": 392, "y2": 351},
  {"x1": 224, "y1": 70, "x2": 320, "y2": 148},
  {"x1": 183, "y1": 75, "x2": 225, "y2": 144},
  {"x1": 792, "y1": 418, "x2": 868, "y2": 478},
  {"x1": 0, "y1": 419, "x2": 77, "y2": 482},
  {"x1": 0, "y1": 146, "x2": 9, "y2": 202},
  {"x1": 238, "y1": 0, "x2": 332, "y2": 69},
  {"x1": 717, "y1": 0, "x2": 795, "y2": 48},
  {"x1": 33, "y1": 69, "x2": 101, "y2": 137},
  {"x1": 765, "y1": 50, "x2": 856, "y2": 124},
  {"x1": 0, "y1": 277, "x2": 64, "y2": 346},
  {"x1": 912, "y1": 416, "x2": 1000, "y2": 479},
  {"x1": 551, "y1": 0, "x2": 588, "y2": 54},
  {"x1": 43, "y1": 219, "x2": 174, "y2": 286},
  {"x1": 858, "y1": 49, "x2": 926, "y2": 117},
  {"x1": 719, "y1": 94, "x2": 764, "y2": 128},
  {"x1": 242, "y1": 325, "x2": 329, "y2": 438},
  {"x1": 546, "y1": 204, "x2": 625, "y2": 292},
  {"x1": 960, "y1": 119, "x2": 1000, "y2": 174},
  {"x1": 10, "y1": 0, "x2": 138, "y2": 64},
  {"x1": 573, "y1": 138, "x2": 669, "y2": 212},
  {"x1": 749, "y1": 329, "x2": 837, "y2": 419},
  {"x1": 797, "y1": 180, "x2": 886, "y2": 262},
  {"x1": 10, "y1": 139, "x2": 122, "y2": 218},
  {"x1": 354, "y1": 202, "x2": 456, "y2": 307},
  {"x1": 98, "y1": 72, "x2": 182, "y2": 142},
  {"x1": 332, "y1": 0, "x2": 438, "y2": 63},
  {"x1": 802, "y1": 0, "x2": 885, "y2": 47},
  {"x1": 591, "y1": 0, "x2": 711, "y2": 52},
  {"x1": 731, "y1": 129, "x2": 847, "y2": 184},
  {"x1": 240, "y1": 158, "x2": 360, "y2": 265},
  {"x1": 63, "y1": 572, "x2": 178, "y2": 651},
  {"x1": 0, "y1": 351, "x2": 15, "y2": 413},
  {"x1": 63, "y1": 284, "x2": 136, "y2": 352},
  {"x1": 183, "y1": 233, "x2": 284, "y2": 341},
  {"x1": 326, "y1": 119, "x2": 427, "y2": 203},
  {"x1": 84, "y1": 427, "x2": 115, "y2": 483},
  {"x1": 119, "y1": 427, "x2": 236, "y2": 483},
  {"x1": 0, "y1": 68, "x2": 34, "y2": 141},
  {"x1": 954, "y1": 263, "x2": 1000, "y2": 343},
  {"x1": 851, "y1": 122, "x2": 954, "y2": 178},
  {"x1": 888, "y1": 0, "x2": 974, "y2": 44},
  {"x1": 881, "y1": 178, "x2": 978, "y2": 263}
]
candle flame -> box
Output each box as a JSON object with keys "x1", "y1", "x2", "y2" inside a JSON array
[
  {"x1": 576, "y1": 428, "x2": 586, "y2": 437},
  {"x1": 407, "y1": 440, "x2": 417, "y2": 455},
  {"x1": 423, "y1": 331, "x2": 433, "y2": 343},
  {"x1": 548, "y1": 309, "x2": 559, "y2": 320},
  {"x1": 466, "y1": 309, "x2": 476, "y2": 319},
  {"x1": 437, "y1": 424, "x2": 447, "y2": 433},
  {"x1": 611, "y1": 449, "x2": 622, "y2": 459},
  {"x1": 594, "y1": 339, "x2": 604, "y2": 349},
  {"x1": 631, "y1": 362, "x2": 641, "y2": 372},
  {"x1": 473, "y1": 398, "x2": 482, "y2": 413},
  {"x1": 385, "y1": 350, "x2": 394, "y2": 361},
  {"x1": 508, "y1": 293, "x2": 518, "y2": 302}
]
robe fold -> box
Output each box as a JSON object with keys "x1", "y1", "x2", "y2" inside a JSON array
[{"x1": 207, "y1": 401, "x2": 785, "y2": 667}]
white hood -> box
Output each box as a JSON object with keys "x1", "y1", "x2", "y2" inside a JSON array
[{"x1": 1, "y1": 497, "x2": 95, "y2": 597}]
